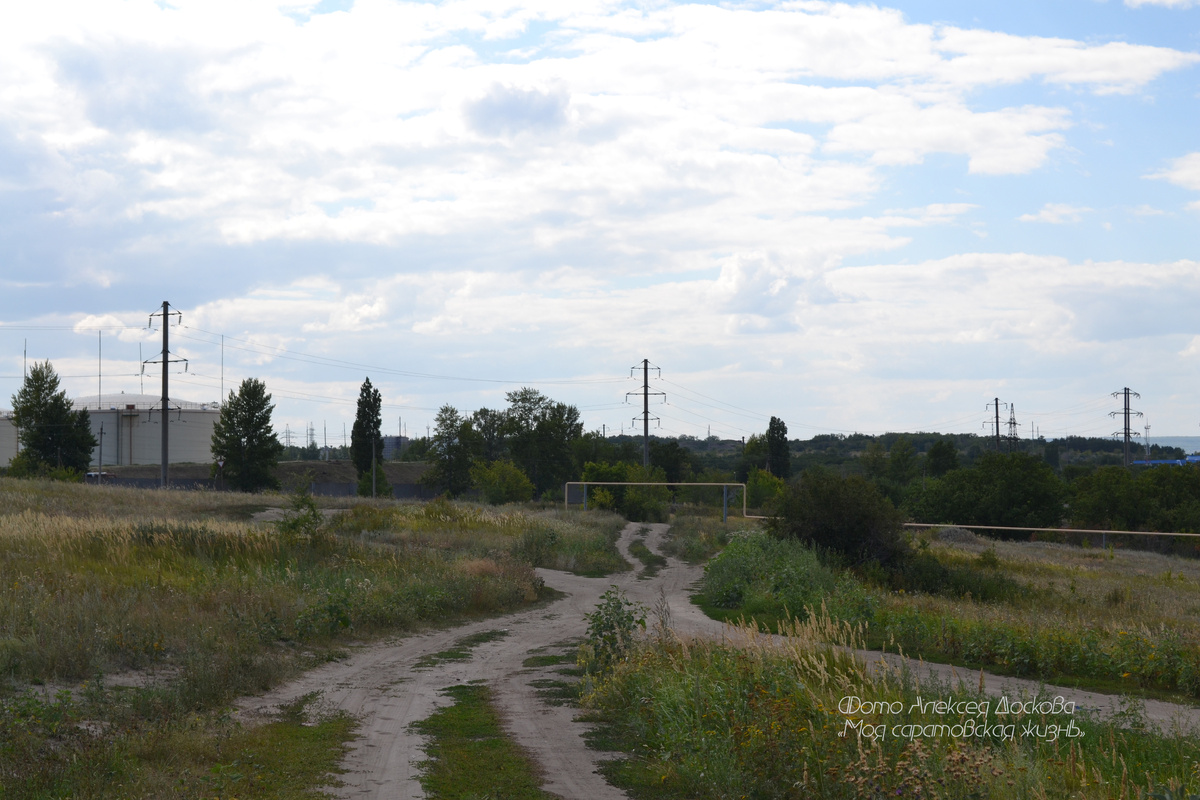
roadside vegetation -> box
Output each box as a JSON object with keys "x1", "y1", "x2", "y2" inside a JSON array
[
  {"x1": 578, "y1": 604, "x2": 1200, "y2": 800},
  {"x1": 695, "y1": 468, "x2": 1200, "y2": 703},
  {"x1": 0, "y1": 477, "x2": 624, "y2": 798}
]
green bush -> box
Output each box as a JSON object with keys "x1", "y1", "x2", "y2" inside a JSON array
[
  {"x1": 770, "y1": 468, "x2": 908, "y2": 566},
  {"x1": 746, "y1": 467, "x2": 785, "y2": 510},
  {"x1": 578, "y1": 586, "x2": 646, "y2": 674},
  {"x1": 700, "y1": 533, "x2": 874, "y2": 623},
  {"x1": 470, "y1": 460, "x2": 535, "y2": 505}
]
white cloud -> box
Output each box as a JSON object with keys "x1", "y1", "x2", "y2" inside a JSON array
[
  {"x1": 1018, "y1": 203, "x2": 1092, "y2": 223},
  {"x1": 1126, "y1": 0, "x2": 1199, "y2": 8},
  {"x1": 1150, "y1": 152, "x2": 1200, "y2": 191}
]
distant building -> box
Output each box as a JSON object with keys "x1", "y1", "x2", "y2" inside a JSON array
[
  {"x1": 0, "y1": 392, "x2": 221, "y2": 469},
  {"x1": 381, "y1": 435, "x2": 409, "y2": 460}
]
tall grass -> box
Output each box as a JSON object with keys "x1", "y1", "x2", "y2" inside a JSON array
[
  {"x1": 0, "y1": 477, "x2": 621, "y2": 798},
  {"x1": 582, "y1": 613, "x2": 1200, "y2": 799},
  {"x1": 328, "y1": 499, "x2": 627, "y2": 575}
]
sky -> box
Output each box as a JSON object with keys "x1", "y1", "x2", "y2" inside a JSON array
[{"x1": 1, "y1": 0, "x2": 1198, "y2": 446}]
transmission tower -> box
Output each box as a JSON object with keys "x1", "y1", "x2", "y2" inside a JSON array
[
  {"x1": 1109, "y1": 387, "x2": 1143, "y2": 468},
  {"x1": 626, "y1": 359, "x2": 664, "y2": 467},
  {"x1": 1143, "y1": 421, "x2": 1151, "y2": 462},
  {"x1": 1006, "y1": 405, "x2": 1019, "y2": 452},
  {"x1": 283, "y1": 424, "x2": 293, "y2": 448}
]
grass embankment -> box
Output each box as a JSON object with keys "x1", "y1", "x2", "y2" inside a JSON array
[
  {"x1": 696, "y1": 528, "x2": 1200, "y2": 702},
  {"x1": 0, "y1": 477, "x2": 624, "y2": 799},
  {"x1": 580, "y1": 614, "x2": 1200, "y2": 800}
]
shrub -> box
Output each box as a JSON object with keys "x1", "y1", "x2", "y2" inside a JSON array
[
  {"x1": 769, "y1": 468, "x2": 908, "y2": 566},
  {"x1": 746, "y1": 467, "x2": 785, "y2": 510},
  {"x1": 578, "y1": 586, "x2": 646, "y2": 674},
  {"x1": 470, "y1": 460, "x2": 535, "y2": 505}
]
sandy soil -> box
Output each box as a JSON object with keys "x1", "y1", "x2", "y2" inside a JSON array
[{"x1": 236, "y1": 522, "x2": 1200, "y2": 799}]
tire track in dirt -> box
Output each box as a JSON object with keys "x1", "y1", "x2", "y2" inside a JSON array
[
  {"x1": 237, "y1": 522, "x2": 674, "y2": 799},
  {"x1": 237, "y1": 520, "x2": 1200, "y2": 799}
]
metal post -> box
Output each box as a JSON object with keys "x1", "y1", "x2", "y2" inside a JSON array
[
  {"x1": 161, "y1": 300, "x2": 169, "y2": 489},
  {"x1": 583, "y1": 483, "x2": 588, "y2": 511},
  {"x1": 643, "y1": 359, "x2": 649, "y2": 468},
  {"x1": 372, "y1": 440, "x2": 377, "y2": 498},
  {"x1": 722, "y1": 485, "x2": 728, "y2": 523}
]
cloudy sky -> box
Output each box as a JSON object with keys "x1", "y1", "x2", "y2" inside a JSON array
[{"x1": 1, "y1": 0, "x2": 1198, "y2": 445}]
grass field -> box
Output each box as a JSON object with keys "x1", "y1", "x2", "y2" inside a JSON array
[{"x1": 0, "y1": 477, "x2": 625, "y2": 799}]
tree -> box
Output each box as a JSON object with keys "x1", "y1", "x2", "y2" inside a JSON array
[
  {"x1": 766, "y1": 416, "x2": 791, "y2": 478},
  {"x1": 887, "y1": 435, "x2": 917, "y2": 485},
  {"x1": 503, "y1": 388, "x2": 583, "y2": 497},
  {"x1": 351, "y1": 378, "x2": 382, "y2": 478},
  {"x1": 210, "y1": 378, "x2": 284, "y2": 492},
  {"x1": 770, "y1": 467, "x2": 907, "y2": 566},
  {"x1": 926, "y1": 438, "x2": 959, "y2": 477},
  {"x1": 906, "y1": 452, "x2": 1065, "y2": 534},
  {"x1": 422, "y1": 404, "x2": 479, "y2": 497},
  {"x1": 9, "y1": 361, "x2": 96, "y2": 476}
]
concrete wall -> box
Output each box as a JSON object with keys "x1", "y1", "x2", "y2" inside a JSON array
[{"x1": 0, "y1": 415, "x2": 17, "y2": 468}]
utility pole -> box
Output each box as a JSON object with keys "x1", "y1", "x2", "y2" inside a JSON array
[
  {"x1": 627, "y1": 359, "x2": 664, "y2": 468},
  {"x1": 97, "y1": 331, "x2": 102, "y2": 408},
  {"x1": 1109, "y1": 387, "x2": 1143, "y2": 468},
  {"x1": 145, "y1": 301, "x2": 185, "y2": 488},
  {"x1": 986, "y1": 398, "x2": 1006, "y2": 452}
]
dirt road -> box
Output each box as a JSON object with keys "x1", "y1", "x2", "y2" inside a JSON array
[{"x1": 237, "y1": 522, "x2": 1200, "y2": 799}]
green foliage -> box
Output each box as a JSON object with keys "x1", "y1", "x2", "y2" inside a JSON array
[
  {"x1": 470, "y1": 459, "x2": 535, "y2": 504},
  {"x1": 589, "y1": 486, "x2": 617, "y2": 510},
  {"x1": 421, "y1": 404, "x2": 478, "y2": 497},
  {"x1": 9, "y1": 361, "x2": 96, "y2": 475},
  {"x1": 356, "y1": 461, "x2": 384, "y2": 497},
  {"x1": 887, "y1": 435, "x2": 918, "y2": 484},
  {"x1": 700, "y1": 533, "x2": 873, "y2": 624},
  {"x1": 906, "y1": 452, "x2": 1065, "y2": 533},
  {"x1": 579, "y1": 586, "x2": 647, "y2": 674},
  {"x1": 766, "y1": 415, "x2": 791, "y2": 478},
  {"x1": 278, "y1": 483, "x2": 323, "y2": 538},
  {"x1": 581, "y1": 461, "x2": 670, "y2": 522},
  {"x1": 210, "y1": 377, "x2": 285, "y2": 492},
  {"x1": 504, "y1": 387, "x2": 584, "y2": 496},
  {"x1": 745, "y1": 466, "x2": 785, "y2": 509},
  {"x1": 350, "y1": 377, "x2": 382, "y2": 478},
  {"x1": 926, "y1": 437, "x2": 959, "y2": 477},
  {"x1": 620, "y1": 464, "x2": 671, "y2": 522},
  {"x1": 770, "y1": 468, "x2": 908, "y2": 566},
  {"x1": 1071, "y1": 464, "x2": 1200, "y2": 534}
]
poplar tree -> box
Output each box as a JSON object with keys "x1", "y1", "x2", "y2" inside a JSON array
[{"x1": 351, "y1": 377, "x2": 382, "y2": 478}]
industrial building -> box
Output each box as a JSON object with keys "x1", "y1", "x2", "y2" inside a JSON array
[{"x1": 0, "y1": 393, "x2": 221, "y2": 469}]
